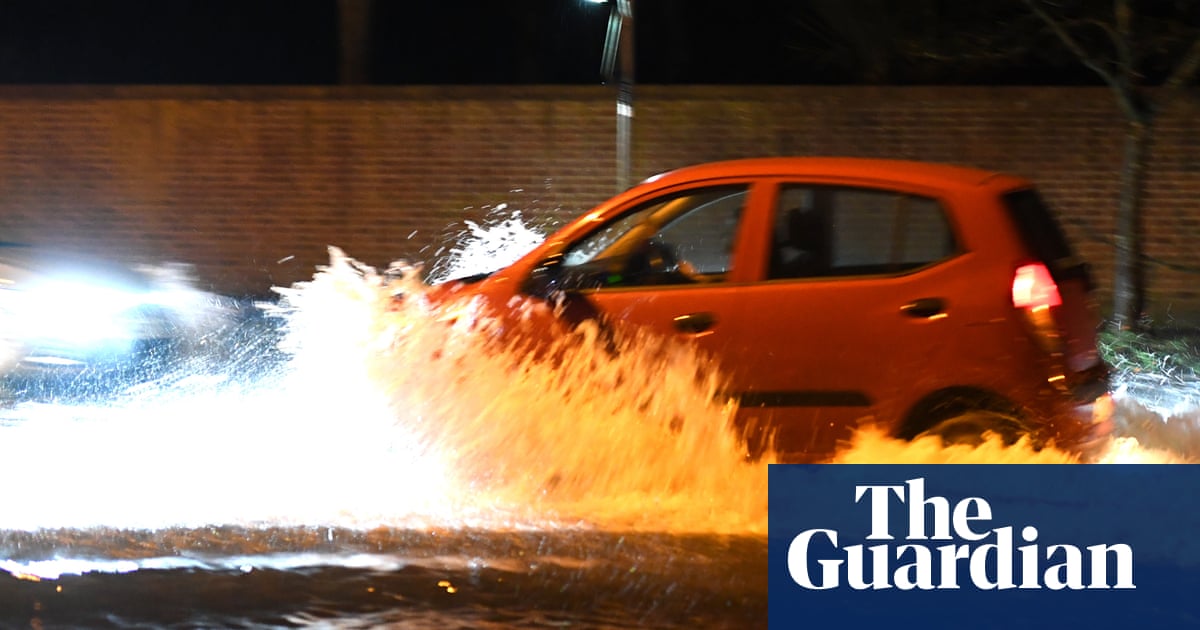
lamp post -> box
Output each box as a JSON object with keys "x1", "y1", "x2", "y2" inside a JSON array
[{"x1": 590, "y1": 0, "x2": 634, "y2": 192}]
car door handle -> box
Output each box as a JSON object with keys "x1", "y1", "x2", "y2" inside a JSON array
[
  {"x1": 900, "y1": 297, "x2": 946, "y2": 318},
  {"x1": 674, "y1": 312, "x2": 717, "y2": 334}
]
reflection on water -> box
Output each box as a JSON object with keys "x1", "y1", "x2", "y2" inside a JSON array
[
  {"x1": 0, "y1": 529, "x2": 767, "y2": 629},
  {"x1": 0, "y1": 222, "x2": 1196, "y2": 626}
]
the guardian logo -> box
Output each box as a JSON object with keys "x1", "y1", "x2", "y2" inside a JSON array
[{"x1": 788, "y1": 478, "x2": 1135, "y2": 591}]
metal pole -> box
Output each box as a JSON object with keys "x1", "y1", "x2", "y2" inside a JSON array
[{"x1": 615, "y1": 0, "x2": 634, "y2": 192}]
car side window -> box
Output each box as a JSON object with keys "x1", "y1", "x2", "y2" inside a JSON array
[
  {"x1": 562, "y1": 185, "x2": 748, "y2": 288},
  {"x1": 769, "y1": 185, "x2": 956, "y2": 279}
]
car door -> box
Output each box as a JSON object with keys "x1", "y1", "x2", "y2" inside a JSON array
[
  {"x1": 725, "y1": 180, "x2": 964, "y2": 461},
  {"x1": 547, "y1": 180, "x2": 763, "y2": 398}
]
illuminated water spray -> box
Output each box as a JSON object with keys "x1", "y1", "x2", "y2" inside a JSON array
[
  {"x1": 273, "y1": 246, "x2": 769, "y2": 533},
  {"x1": 425, "y1": 206, "x2": 551, "y2": 283}
]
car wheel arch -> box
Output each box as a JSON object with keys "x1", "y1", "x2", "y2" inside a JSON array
[{"x1": 896, "y1": 386, "x2": 1030, "y2": 444}]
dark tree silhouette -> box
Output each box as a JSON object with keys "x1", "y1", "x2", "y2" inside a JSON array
[{"x1": 1022, "y1": 0, "x2": 1200, "y2": 331}]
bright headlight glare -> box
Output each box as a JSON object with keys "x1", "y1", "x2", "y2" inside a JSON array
[
  {"x1": 7, "y1": 280, "x2": 147, "y2": 344},
  {"x1": 34, "y1": 280, "x2": 142, "y2": 313}
]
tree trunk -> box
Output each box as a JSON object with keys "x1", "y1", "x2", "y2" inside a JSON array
[{"x1": 1111, "y1": 118, "x2": 1152, "y2": 331}]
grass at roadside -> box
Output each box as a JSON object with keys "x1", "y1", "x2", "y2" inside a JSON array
[{"x1": 1099, "y1": 329, "x2": 1200, "y2": 384}]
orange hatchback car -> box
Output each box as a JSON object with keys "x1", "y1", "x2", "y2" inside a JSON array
[{"x1": 438, "y1": 157, "x2": 1110, "y2": 461}]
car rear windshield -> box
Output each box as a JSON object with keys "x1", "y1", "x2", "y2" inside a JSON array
[{"x1": 1001, "y1": 189, "x2": 1074, "y2": 264}]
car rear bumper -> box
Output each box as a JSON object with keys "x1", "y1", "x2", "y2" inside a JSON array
[
  {"x1": 1043, "y1": 377, "x2": 1113, "y2": 456},
  {"x1": 1062, "y1": 392, "x2": 1116, "y2": 459},
  {"x1": 1066, "y1": 361, "x2": 1110, "y2": 403}
]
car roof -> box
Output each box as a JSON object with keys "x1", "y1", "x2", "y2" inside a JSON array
[{"x1": 640, "y1": 157, "x2": 1027, "y2": 191}]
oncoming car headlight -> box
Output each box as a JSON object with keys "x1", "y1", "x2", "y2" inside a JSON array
[{"x1": 0, "y1": 279, "x2": 152, "y2": 347}]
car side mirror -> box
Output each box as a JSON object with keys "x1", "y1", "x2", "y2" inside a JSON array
[{"x1": 523, "y1": 253, "x2": 566, "y2": 298}]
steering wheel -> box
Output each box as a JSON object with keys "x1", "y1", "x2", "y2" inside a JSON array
[{"x1": 635, "y1": 238, "x2": 680, "y2": 276}]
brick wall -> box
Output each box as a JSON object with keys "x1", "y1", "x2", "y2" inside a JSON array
[{"x1": 0, "y1": 85, "x2": 1197, "y2": 321}]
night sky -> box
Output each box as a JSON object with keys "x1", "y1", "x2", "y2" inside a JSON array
[
  {"x1": 0, "y1": 0, "x2": 801, "y2": 84},
  {"x1": 0, "y1": 0, "x2": 1194, "y2": 86},
  {"x1": 0, "y1": 1, "x2": 339, "y2": 83}
]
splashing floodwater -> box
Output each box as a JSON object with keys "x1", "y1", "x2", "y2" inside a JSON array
[
  {"x1": 425, "y1": 207, "x2": 552, "y2": 284},
  {"x1": 0, "y1": 214, "x2": 1196, "y2": 627},
  {"x1": 270, "y1": 248, "x2": 770, "y2": 534}
]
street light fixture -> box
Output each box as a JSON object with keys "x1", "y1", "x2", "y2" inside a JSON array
[{"x1": 589, "y1": 0, "x2": 635, "y2": 192}]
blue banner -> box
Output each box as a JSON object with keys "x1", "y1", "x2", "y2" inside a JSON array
[{"x1": 769, "y1": 465, "x2": 1200, "y2": 629}]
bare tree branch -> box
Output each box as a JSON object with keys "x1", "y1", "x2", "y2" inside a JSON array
[
  {"x1": 1159, "y1": 34, "x2": 1200, "y2": 108},
  {"x1": 1022, "y1": 0, "x2": 1115, "y2": 82},
  {"x1": 1113, "y1": 0, "x2": 1135, "y2": 91},
  {"x1": 1081, "y1": 16, "x2": 1122, "y2": 57},
  {"x1": 1022, "y1": 0, "x2": 1143, "y2": 120}
]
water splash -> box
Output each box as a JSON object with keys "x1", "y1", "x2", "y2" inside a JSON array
[
  {"x1": 829, "y1": 428, "x2": 1078, "y2": 464},
  {"x1": 272, "y1": 248, "x2": 768, "y2": 534},
  {"x1": 425, "y1": 207, "x2": 551, "y2": 284},
  {"x1": 828, "y1": 423, "x2": 1188, "y2": 465}
]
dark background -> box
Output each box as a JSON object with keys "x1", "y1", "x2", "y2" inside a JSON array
[{"x1": 0, "y1": 0, "x2": 1195, "y2": 86}]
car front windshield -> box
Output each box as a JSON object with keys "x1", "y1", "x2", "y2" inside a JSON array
[
  {"x1": 563, "y1": 187, "x2": 746, "y2": 268},
  {"x1": 563, "y1": 205, "x2": 659, "y2": 267}
]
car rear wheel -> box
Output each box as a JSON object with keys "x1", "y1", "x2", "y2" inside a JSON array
[{"x1": 917, "y1": 410, "x2": 1029, "y2": 447}]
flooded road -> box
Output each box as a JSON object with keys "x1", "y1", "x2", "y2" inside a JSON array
[
  {"x1": 0, "y1": 247, "x2": 1193, "y2": 628},
  {"x1": 0, "y1": 528, "x2": 767, "y2": 628}
]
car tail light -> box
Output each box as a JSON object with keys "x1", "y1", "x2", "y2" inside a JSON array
[
  {"x1": 1013, "y1": 262, "x2": 1065, "y2": 364},
  {"x1": 1012, "y1": 263, "x2": 1062, "y2": 309}
]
